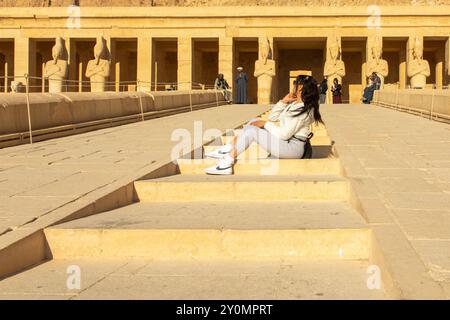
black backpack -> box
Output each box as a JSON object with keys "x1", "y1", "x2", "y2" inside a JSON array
[{"x1": 301, "y1": 132, "x2": 314, "y2": 159}]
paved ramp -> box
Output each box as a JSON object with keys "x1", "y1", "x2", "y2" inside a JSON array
[{"x1": 0, "y1": 112, "x2": 389, "y2": 299}]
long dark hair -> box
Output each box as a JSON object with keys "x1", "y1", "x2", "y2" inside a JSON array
[{"x1": 293, "y1": 75, "x2": 324, "y2": 125}]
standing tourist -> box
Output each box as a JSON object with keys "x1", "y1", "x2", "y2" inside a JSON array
[
  {"x1": 331, "y1": 78, "x2": 342, "y2": 104},
  {"x1": 235, "y1": 66, "x2": 248, "y2": 104},
  {"x1": 319, "y1": 77, "x2": 328, "y2": 104},
  {"x1": 214, "y1": 74, "x2": 232, "y2": 104}
]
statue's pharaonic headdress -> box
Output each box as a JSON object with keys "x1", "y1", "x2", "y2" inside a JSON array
[{"x1": 52, "y1": 37, "x2": 64, "y2": 64}]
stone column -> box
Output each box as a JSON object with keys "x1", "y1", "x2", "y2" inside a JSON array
[
  {"x1": 445, "y1": 37, "x2": 450, "y2": 88},
  {"x1": 67, "y1": 38, "x2": 77, "y2": 92},
  {"x1": 108, "y1": 37, "x2": 115, "y2": 92},
  {"x1": 399, "y1": 49, "x2": 407, "y2": 89},
  {"x1": 365, "y1": 36, "x2": 373, "y2": 86},
  {"x1": 435, "y1": 47, "x2": 444, "y2": 89},
  {"x1": 137, "y1": 37, "x2": 152, "y2": 92},
  {"x1": 178, "y1": 37, "x2": 192, "y2": 91},
  {"x1": 14, "y1": 37, "x2": 34, "y2": 87},
  {"x1": 115, "y1": 61, "x2": 120, "y2": 92},
  {"x1": 219, "y1": 36, "x2": 233, "y2": 93}
]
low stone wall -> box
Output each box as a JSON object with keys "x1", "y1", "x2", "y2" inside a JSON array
[
  {"x1": 0, "y1": 90, "x2": 225, "y2": 147},
  {"x1": 373, "y1": 89, "x2": 450, "y2": 123}
]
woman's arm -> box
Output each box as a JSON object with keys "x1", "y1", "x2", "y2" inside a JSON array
[
  {"x1": 267, "y1": 100, "x2": 287, "y2": 121},
  {"x1": 264, "y1": 114, "x2": 304, "y2": 141}
]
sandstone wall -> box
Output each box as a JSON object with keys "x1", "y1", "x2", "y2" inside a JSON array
[
  {"x1": 1, "y1": 0, "x2": 449, "y2": 7},
  {"x1": 0, "y1": 90, "x2": 224, "y2": 136},
  {"x1": 373, "y1": 89, "x2": 450, "y2": 121}
]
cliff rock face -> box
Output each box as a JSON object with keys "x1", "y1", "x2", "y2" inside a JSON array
[{"x1": 0, "y1": 0, "x2": 449, "y2": 7}]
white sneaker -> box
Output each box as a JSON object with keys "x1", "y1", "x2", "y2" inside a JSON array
[
  {"x1": 204, "y1": 155, "x2": 234, "y2": 175},
  {"x1": 204, "y1": 144, "x2": 233, "y2": 159}
]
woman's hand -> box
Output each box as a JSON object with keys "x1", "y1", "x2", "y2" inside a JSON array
[
  {"x1": 249, "y1": 120, "x2": 266, "y2": 128},
  {"x1": 281, "y1": 93, "x2": 297, "y2": 104}
]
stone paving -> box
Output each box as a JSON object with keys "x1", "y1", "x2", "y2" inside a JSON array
[
  {"x1": 0, "y1": 102, "x2": 449, "y2": 299},
  {"x1": 0, "y1": 104, "x2": 264, "y2": 238},
  {"x1": 0, "y1": 259, "x2": 384, "y2": 300},
  {"x1": 321, "y1": 103, "x2": 450, "y2": 298}
]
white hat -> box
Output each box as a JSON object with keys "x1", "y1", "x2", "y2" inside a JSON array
[{"x1": 237, "y1": 66, "x2": 243, "y2": 70}]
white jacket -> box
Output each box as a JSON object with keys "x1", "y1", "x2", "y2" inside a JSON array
[{"x1": 263, "y1": 100, "x2": 314, "y2": 141}]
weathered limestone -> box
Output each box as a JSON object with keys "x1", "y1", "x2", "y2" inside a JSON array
[
  {"x1": 178, "y1": 37, "x2": 192, "y2": 91},
  {"x1": 366, "y1": 35, "x2": 389, "y2": 86},
  {"x1": 446, "y1": 37, "x2": 450, "y2": 80},
  {"x1": 0, "y1": 104, "x2": 265, "y2": 283},
  {"x1": 0, "y1": 6, "x2": 449, "y2": 101},
  {"x1": 0, "y1": 90, "x2": 226, "y2": 145},
  {"x1": 254, "y1": 36, "x2": 276, "y2": 105},
  {"x1": 3, "y1": 1, "x2": 448, "y2": 6},
  {"x1": 324, "y1": 36, "x2": 345, "y2": 102},
  {"x1": 373, "y1": 89, "x2": 450, "y2": 122},
  {"x1": 85, "y1": 36, "x2": 111, "y2": 92},
  {"x1": 137, "y1": 37, "x2": 152, "y2": 92},
  {"x1": 407, "y1": 36, "x2": 430, "y2": 89},
  {"x1": 13, "y1": 37, "x2": 33, "y2": 86},
  {"x1": 218, "y1": 37, "x2": 233, "y2": 92},
  {"x1": 177, "y1": 158, "x2": 342, "y2": 175},
  {"x1": 43, "y1": 37, "x2": 68, "y2": 93}
]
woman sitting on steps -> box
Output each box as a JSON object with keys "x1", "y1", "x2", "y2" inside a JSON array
[{"x1": 204, "y1": 75, "x2": 324, "y2": 175}]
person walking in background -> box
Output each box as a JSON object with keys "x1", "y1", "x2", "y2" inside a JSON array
[
  {"x1": 215, "y1": 73, "x2": 232, "y2": 104},
  {"x1": 331, "y1": 78, "x2": 342, "y2": 104},
  {"x1": 235, "y1": 66, "x2": 248, "y2": 104},
  {"x1": 319, "y1": 77, "x2": 328, "y2": 104}
]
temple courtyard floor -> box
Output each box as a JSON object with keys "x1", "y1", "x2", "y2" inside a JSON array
[{"x1": 0, "y1": 103, "x2": 449, "y2": 299}]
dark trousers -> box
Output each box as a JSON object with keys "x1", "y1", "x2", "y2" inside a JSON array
[
  {"x1": 363, "y1": 85, "x2": 376, "y2": 103},
  {"x1": 333, "y1": 95, "x2": 342, "y2": 104}
]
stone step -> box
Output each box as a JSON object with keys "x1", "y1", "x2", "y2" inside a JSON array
[
  {"x1": 177, "y1": 158, "x2": 343, "y2": 175},
  {"x1": 0, "y1": 259, "x2": 386, "y2": 299},
  {"x1": 134, "y1": 174, "x2": 349, "y2": 202},
  {"x1": 231, "y1": 126, "x2": 329, "y2": 138},
  {"x1": 45, "y1": 201, "x2": 368, "y2": 260},
  {"x1": 204, "y1": 143, "x2": 334, "y2": 159},
  {"x1": 204, "y1": 143, "x2": 270, "y2": 159},
  {"x1": 220, "y1": 134, "x2": 332, "y2": 146}
]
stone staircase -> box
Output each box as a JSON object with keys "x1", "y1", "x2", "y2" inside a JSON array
[{"x1": 0, "y1": 113, "x2": 387, "y2": 299}]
